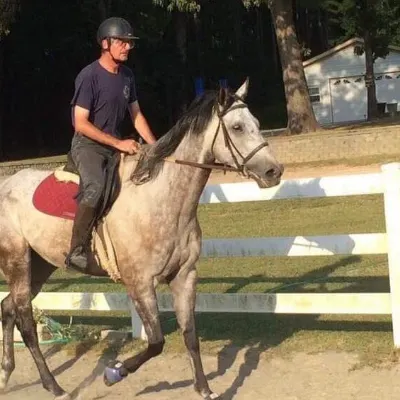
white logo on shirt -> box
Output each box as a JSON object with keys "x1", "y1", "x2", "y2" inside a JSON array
[{"x1": 123, "y1": 85, "x2": 130, "y2": 100}]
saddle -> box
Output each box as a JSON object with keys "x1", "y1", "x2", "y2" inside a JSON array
[{"x1": 32, "y1": 152, "x2": 123, "y2": 281}]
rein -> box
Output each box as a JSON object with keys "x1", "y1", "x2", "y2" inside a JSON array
[{"x1": 137, "y1": 94, "x2": 269, "y2": 176}]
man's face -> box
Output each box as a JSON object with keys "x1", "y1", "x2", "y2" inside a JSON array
[{"x1": 103, "y1": 37, "x2": 135, "y2": 62}]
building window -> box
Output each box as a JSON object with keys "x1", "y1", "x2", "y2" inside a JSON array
[{"x1": 308, "y1": 87, "x2": 320, "y2": 103}]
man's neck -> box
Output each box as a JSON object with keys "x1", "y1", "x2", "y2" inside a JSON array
[{"x1": 99, "y1": 53, "x2": 119, "y2": 74}]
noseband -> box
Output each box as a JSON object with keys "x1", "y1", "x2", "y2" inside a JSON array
[{"x1": 153, "y1": 94, "x2": 269, "y2": 175}]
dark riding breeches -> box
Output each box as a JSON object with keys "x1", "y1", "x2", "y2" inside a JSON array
[{"x1": 70, "y1": 133, "x2": 116, "y2": 208}]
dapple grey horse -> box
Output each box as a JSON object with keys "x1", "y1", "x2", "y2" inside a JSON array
[{"x1": 0, "y1": 80, "x2": 283, "y2": 399}]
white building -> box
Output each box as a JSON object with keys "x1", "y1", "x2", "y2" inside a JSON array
[{"x1": 303, "y1": 37, "x2": 400, "y2": 125}]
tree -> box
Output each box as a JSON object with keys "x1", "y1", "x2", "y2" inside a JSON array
[
  {"x1": 245, "y1": 0, "x2": 320, "y2": 134},
  {"x1": 153, "y1": 0, "x2": 201, "y2": 116},
  {"x1": 325, "y1": 0, "x2": 400, "y2": 119}
]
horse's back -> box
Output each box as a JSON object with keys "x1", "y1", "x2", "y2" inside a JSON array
[
  {"x1": 0, "y1": 168, "x2": 52, "y2": 202},
  {"x1": 0, "y1": 168, "x2": 53, "y2": 233}
]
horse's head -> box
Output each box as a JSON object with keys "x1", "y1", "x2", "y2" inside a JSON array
[{"x1": 210, "y1": 79, "x2": 283, "y2": 188}]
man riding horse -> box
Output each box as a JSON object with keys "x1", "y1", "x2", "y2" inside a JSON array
[{"x1": 65, "y1": 17, "x2": 157, "y2": 273}]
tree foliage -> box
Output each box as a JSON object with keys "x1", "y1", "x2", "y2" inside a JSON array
[
  {"x1": 323, "y1": 0, "x2": 400, "y2": 119},
  {"x1": 324, "y1": 0, "x2": 400, "y2": 58},
  {"x1": 152, "y1": 0, "x2": 200, "y2": 12},
  {"x1": 1, "y1": 0, "x2": 399, "y2": 159}
]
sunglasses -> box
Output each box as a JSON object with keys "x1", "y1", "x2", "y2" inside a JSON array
[{"x1": 110, "y1": 37, "x2": 135, "y2": 50}]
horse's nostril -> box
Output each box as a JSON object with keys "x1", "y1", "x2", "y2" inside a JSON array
[
  {"x1": 265, "y1": 168, "x2": 275, "y2": 178},
  {"x1": 265, "y1": 167, "x2": 281, "y2": 179}
]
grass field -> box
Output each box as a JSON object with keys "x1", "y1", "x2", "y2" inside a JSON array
[{"x1": 1, "y1": 193, "x2": 396, "y2": 367}]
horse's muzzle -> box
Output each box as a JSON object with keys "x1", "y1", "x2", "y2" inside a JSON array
[{"x1": 245, "y1": 163, "x2": 284, "y2": 189}]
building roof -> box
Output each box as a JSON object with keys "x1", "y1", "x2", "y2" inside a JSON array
[{"x1": 303, "y1": 37, "x2": 400, "y2": 68}]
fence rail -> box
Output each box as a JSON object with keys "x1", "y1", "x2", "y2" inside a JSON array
[{"x1": 1, "y1": 163, "x2": 399, "y2": 345}]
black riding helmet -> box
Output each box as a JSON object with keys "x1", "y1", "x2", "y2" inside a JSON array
[{"x1": 96, "y1": 17, "x2": 138, "y2": 45}]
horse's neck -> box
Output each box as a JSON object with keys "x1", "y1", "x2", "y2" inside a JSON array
[
  {"x1": 160, "y1": 128, "x2": 214, "y2": 211},
  {"x1": 120, "y1": 119, "x2": 218, "y2": 220}
]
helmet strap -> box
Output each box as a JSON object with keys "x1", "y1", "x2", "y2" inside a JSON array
[{"x1": 103, "y1": 38, "x2": 122, "y2": 65}]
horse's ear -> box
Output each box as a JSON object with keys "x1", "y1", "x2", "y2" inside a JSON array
[
  {"x1": 218, "y1": 86, "x2": 229, "y2": 107},
  {"x1": 236, "y1": 77, "x2": 249, "y2": 100}
]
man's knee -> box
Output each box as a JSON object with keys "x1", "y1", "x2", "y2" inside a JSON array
[{"x1": 81, "y1": 180, "x2": 104, "y2": 207}]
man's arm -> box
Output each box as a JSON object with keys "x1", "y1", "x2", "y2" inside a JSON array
[
  {"x1": 74, "y1": 106, "x2": 140, "y2": 154},
  {"x1": 129, "y1": 101, "x2": 157, "y2": 144}
]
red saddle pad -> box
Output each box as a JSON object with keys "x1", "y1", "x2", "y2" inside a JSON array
[{"x1": 32, "y1": 173, "x2": 79, "y2": 220}]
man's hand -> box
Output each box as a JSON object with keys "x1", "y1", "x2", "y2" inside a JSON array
[{"x1": 115, "y1": 139, "x2": 141, "y2": 154}]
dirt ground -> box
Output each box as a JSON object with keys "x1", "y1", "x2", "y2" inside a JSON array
[
  {"x1": 1, "y1": 345, "x2": 400, "y2": 400},
  {"x1": 1, "y1": 162, "x2": 396, "y2": 400}
]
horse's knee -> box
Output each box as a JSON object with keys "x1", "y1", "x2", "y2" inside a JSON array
[
  {"x1": 14, "y1": 300, "x2": 32, "y2": 317},
  {"x1": 81, "y1": 181, "x2": 104, "y2": 207},
  {"x1": 1, "y1": 296, "x2": 16, "y2": 321},
  {"x1": 148, "y1": 340, "x2": 165, "y2": 357},
  {"x1": 14, "y1": 302, "x2": 36, "y2": 337}
]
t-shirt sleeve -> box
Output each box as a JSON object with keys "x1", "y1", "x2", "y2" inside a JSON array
[
  {"x1": 70, "y1": 69, "x2": 94, "y2": 110},
  {"x1": 129, "y1": 74, "x2": 138, "y2": 104}
]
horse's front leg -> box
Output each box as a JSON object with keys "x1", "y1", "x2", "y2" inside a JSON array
[
  {"x1": 169, "y1": 267, "x2": 219, "y2": 400},
  {"x1": 103, "y1": 279, "x2": 165, "y2": 386}
]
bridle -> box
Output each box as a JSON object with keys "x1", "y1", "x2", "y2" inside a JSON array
[{"x1": 160, "y1": 93, "x2": 269, "y2": 176}]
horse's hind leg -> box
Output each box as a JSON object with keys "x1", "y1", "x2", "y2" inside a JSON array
[
  {"x1": 103, "y1": 281, "x2": 165, "y2": 386},
  {"x1": 0, "y1": 248, "x2": 69, "y2": 399},
  {"x1": 169, "y1": 268, "x2": 219, "y2": 400},
  {"x1": 0, "y1": 251, "x2": 56, "y2": 390},
  {"x1": 0, "y1": 294, "x2": 17, "y2": 389}
]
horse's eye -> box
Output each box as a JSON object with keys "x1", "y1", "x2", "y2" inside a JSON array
[{"x1": 232, "y1": 124, "x2": 242, "y2": 131}]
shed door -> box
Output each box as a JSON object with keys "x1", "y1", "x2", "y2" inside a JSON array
[{"x1": 330, "y1": 76, "x2": 367, "y2": 123}]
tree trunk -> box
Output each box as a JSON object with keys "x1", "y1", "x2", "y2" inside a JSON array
[
  {"x1": 364, "y1": 29, "x2": 378, "y2": 120},
  {"x1": 268, "y1": 0, "x2": 320, "y2": 134}
]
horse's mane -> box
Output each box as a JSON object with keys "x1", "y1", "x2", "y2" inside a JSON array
[{"x1": 131, "y1": 89, "x2": 234, "y2": 185}]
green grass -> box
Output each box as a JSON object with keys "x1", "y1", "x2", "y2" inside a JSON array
[
  {"x1": 198, "y1": 195, "x2": 385, "y2": 237},
  {"x1": 2, "y1": 193, "x2": 396, "y2": 366}
]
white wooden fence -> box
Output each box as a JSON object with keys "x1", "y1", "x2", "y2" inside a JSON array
[{"x1": 1, "y1": 163, "x2": 400, "y2": 345}]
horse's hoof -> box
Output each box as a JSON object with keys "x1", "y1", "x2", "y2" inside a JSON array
[
  {"x1": 0, "y1": 369, "x2": 9, "y2": 390},
  {"x1": 54, "y1": 392, "x2": 72, "y2": 400},
  {"x1": 204, "y1": 393, "x2": 220, "y2": 400},
  {"x1": 103, "y1": 360, "x2": 128, "y2": 387}
]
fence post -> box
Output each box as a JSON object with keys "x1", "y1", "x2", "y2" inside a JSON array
[
  {"x1": 382, "y1": 162, "x2": 400, "y2": 347},
  {"x1": 129, "y1": 301, "x2": 147, "y2": 341}
]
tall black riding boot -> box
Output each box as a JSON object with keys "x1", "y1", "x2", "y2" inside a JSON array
[{"x1": 65, "y1": 203, "x2": 97, "y2": 273}]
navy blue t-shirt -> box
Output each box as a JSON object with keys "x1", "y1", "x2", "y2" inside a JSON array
[{"x1": 70, "y1": 60, "x2": 137, "y2": 138}]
